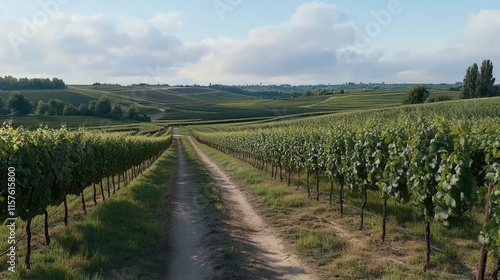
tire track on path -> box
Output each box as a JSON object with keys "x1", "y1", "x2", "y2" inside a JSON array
[
  {"x1": 187, "y1": 136, "x2": 316, "y2": 280},
  {"x1": 165, "y1": 137, "x2": 214, "y2": 280}
]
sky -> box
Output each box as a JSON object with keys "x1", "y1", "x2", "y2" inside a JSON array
[{"x1": 0, "y1": 0, "x2": 499, "y2": 85}]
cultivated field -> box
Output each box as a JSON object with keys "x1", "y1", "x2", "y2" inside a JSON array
[{"x1": 1, "y1": 85, "x2": 498, "y2": 279}]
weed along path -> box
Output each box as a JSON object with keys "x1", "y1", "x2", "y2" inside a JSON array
[
  {"x1": 165, "y1": 137, "x2": 214, "y2": 280},
  {"x1": 187, "y1": 136, "x2": 316, "y2": 280}
]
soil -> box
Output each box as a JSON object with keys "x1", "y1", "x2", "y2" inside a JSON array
[
  {"x1": 187, "y1": 136, "x2": 316, "y2": 280},
  {"x1": 165, "y1": 135, "x2": 317, "y2": 279},
  {"x1": 165, "y1": 137, "x2": 215, "y2": 279}
]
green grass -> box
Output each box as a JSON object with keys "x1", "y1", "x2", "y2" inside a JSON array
[
  {"x1": 290, "y1": 228, "x2": 347, "y2": 263},
  {"x1": 67, "y1": 86, "x2": 161, "y2": 113},
  {"x1": 0, "y1": 142, "x2": 178, "y2": 279},
  {"x1": 113, "y1": 89, "x2": 200, "y2": 104}
]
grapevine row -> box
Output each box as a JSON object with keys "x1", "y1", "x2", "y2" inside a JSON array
[
  {"x1": 194, "y1": 116, "x2": 500, "y2": 277},
  {"x1": 0, "y1": 123, "x2": 172, "y2": 268}
]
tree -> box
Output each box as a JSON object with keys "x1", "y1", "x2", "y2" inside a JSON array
[
  {"x1": 78, "y1": 103, "x2": 89, "y2": 116},
  {"x1": 18, "y1": 78, "x2": 30, "y2": 89},
  {"x1": 87, "y1": 100, "x2": 98, "y2": 116},
  {"x1": 462, "y1": 60, "x2": 497, "y2": 99},
  {"x1": 0, "y1": 97, "x2": 8, "y2": 115},
  {"x1": 6, "y1": 92, "x2": 32, "y2": 116},
  {"x1": 63, "y1": 104, "x2": 78, "y2": 116},
  {"x1": 95, "y1": 96, "x2": 111, "y2": 116},
  {"x1": 478, "y1": 59, "x2": 496, "y2": 97},
  {"x1": 127, "y1": 106, "x2": 139, "y2": 119},
  {"x1": 46, "y1": 99, "x2": 65, "y2": 115},
  {"x1": 403, "y1": 85, "x2": 429, "y2": 104},
  {"x1": 475, "y1": 85, "x2": 490, "y2": 98},
  {"x1": 34, "y1": 100, "x2": 50, "y2": 116},
  {"x1": 51, "y1": 78, "x2": 66, "y2": 89},
  {"x1": 111, "y1": 105, "x2": 124, "y2": 119},
  {"x1": 461, "y1": 63, "x2": 479, "y2": 99}
]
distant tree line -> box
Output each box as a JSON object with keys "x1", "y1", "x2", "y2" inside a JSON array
[
  {"x1": 209, "y1": 84, "x2": 247, "y2": 94},
  {"x1": 306, "y1": 88, "x2": 345, "y2": 96},
  {"x1": 0, "y1": 76, "x2": 66, "y2": 90},
  {"x1": 92, "y1": 82, "x2": 122, "y2": 86},
  {"x1": 209, "y1": 84, "x2": 304, "y2": 98},
  {"x1": 34, "y1": 96, "x2": 151, "y2": 121},
  {"x1": 242, "y1": 82, "x2": 461, "y2": 92},
  {"x1": 0, "y1": 92, "x2": 151, "y2": 122}
]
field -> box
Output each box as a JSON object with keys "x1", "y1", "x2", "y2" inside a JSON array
[
  {"x1": 0, "y1": 84, "x2": 459, "y2": 123},
  {"x1": 1, "y1": 84, "x2": 499, "y2": 279}
]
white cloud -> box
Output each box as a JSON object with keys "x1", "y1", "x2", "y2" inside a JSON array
[
  {"x1": 148, "y1": 12, "x2": 184, "y2": 34},
  {"x1": 186, "y1": 7, "x2": 500, "y2": 84},
  {"x1": 0, "y1": 4, "x2": 498, "y2": 85},
  {"x1": 288, "y1": 2, "x2": 339, "y2": 28},
  {"x1": 396, "y1": 70, "x2": 428, "y2": 81},
  {"x1": 182, "y1": 2, "x2": 360, "y2": 84},
  {"x1": 0, "y1": 10, "x2": 204, "y2": 84},
  {"x1": 465, "y1": 10, "x2": 500, "y2": 53},
  {"x1": 383, "y1": 10, "x2": 500, "y2": 83}
]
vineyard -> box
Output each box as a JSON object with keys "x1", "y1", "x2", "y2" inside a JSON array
[
  {"x1": 0, "y1": 123, "x2": 172, "y2": 270},
  {"x1": 193, "y1": 97, "x2": 500, "y2": 278},
  {"x1": 1, "y1": 92, "x2": 500, "y2": 278}
]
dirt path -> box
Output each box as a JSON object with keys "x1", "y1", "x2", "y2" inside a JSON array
[
  {"x1": 165, "y1": 137, "x2": 214, "y2": 280},
  {"x1": 300, "y1": 96, "x2": 334, "y2": 107},
  {"x1": 187, "y1": 136, "x2": 316, "y2": 280}
]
